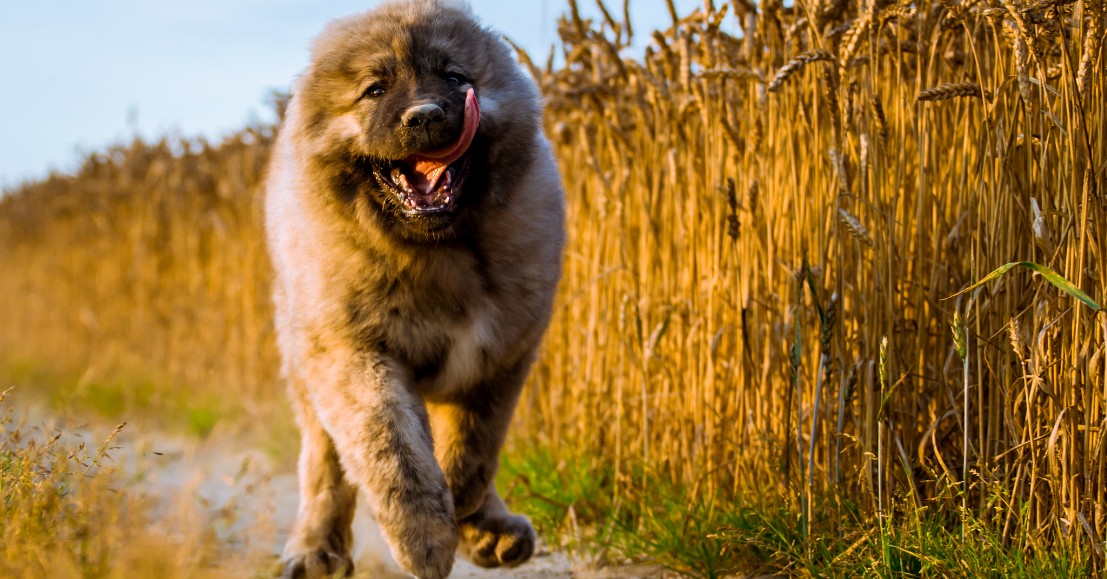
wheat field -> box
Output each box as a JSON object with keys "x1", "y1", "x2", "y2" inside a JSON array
[{"x1": 1, "y1": 0, "x2": 1104, "y2": 574}]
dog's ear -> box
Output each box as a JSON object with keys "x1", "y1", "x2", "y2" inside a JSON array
[{"x1": 435, "y1": 0, "x2": 473, "y2": 15}]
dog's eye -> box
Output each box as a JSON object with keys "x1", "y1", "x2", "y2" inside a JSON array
[
  {"x1": 364, "y1": 84, "x2": 386, "y2": 98},
  {"x1": 446, "y1": 75, "x2": 464, "y2": 87}
]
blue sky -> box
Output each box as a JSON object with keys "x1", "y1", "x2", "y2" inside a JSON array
[{"x1": 0, "y1": 1, "x2": 702, "y2": 190}]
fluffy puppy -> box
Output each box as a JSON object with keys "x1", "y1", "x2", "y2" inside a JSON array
[{"x1": 264, "y1": 1, "x2": 565, "y2": 577}]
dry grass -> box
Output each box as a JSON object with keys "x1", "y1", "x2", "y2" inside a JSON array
[
  {"x1": 0, "y1": 129, "x2": 276, "y2": 423},
  {"x1": 0, "y1": 0, "x2": 1104, "y2": 572},
  {"x1": 0, "y1": 388, "x2": 271, "y2": 578}
]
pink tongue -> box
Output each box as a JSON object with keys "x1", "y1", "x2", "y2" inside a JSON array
[{"x1": 405, "y1": 88, "x2": 480, "y2": 194}]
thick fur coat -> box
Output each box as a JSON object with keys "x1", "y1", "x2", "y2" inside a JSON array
[{"x1": 264, "y1": 1, "x2": 565, "y2": 577}]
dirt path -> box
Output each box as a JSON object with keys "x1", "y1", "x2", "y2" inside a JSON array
[
  {"x1": 128, "y1": 426, "x2": 577, "y2": 578},
  {"x1": 17, "y1": 405, "x2": 662, "y2": 578}
]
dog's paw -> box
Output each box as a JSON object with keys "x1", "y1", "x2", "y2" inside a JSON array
[
  {"x1": 392, "y1": 537, "x2": 456, "y2": 579},
  {"x1": 459, "y1": 512, "x2": 536, "y2": 568},
  {"x1": 386, "y1": 516, "x2": 458, "y2": 579},
  {"x1": 277, "y1": 547, "x2": 353, "y2": 579}
]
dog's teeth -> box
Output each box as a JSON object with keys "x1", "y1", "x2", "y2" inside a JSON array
[{"x1": 391, "y1": 168, "x2": 417, "y2": 194}]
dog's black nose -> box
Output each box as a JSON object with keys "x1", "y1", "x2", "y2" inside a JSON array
[{"x1": 402, "y1": 103, "x2": 445, "y2": 127}]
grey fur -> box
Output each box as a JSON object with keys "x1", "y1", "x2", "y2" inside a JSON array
[{"x1": 264, "y1": 2, "x2": 564, "y2": 577}]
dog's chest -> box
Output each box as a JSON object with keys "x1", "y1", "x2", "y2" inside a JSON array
[
  {"x1": 439, "y1": 311, "x2": 494, "y2": 388},
  {"x1": 368, "y1": 261, "x2": 500, "y2": 392},
  {"x1": 393, "y1": 304, "x2": 495, "y2": 393}
]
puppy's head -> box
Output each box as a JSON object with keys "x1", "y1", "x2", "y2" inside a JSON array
[{"x1": 294, "y1": 0, "x2": 540, "y2": 239}]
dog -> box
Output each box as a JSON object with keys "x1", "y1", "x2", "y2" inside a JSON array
[{"x1": 264, "y1": 1, "x2": 564, "y2": 577}]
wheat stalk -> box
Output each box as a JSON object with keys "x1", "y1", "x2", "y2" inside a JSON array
[
  {"x1": 823, "y1": 67, "x2": 842, "y2": 134},
  {"x1": 839, "y1": 0, "x2": 874, "y2": 67},
  {"x1": 870, "y1": 95, "x2": 889, "y2": 155},
  {"x1": 916, "y1": 82, "x2": 988, "y2": 101},
  {"x1": 935, "y1": 0, "x2": 966, "y2": 25},
  {"x1": 1077, "y1": 9, "x2": 1104, "y2": 97},
  {"x1": 768, "y1": 50, "x2": 836, "y2": 92},
  {"x1": 1009, "y1": 318, "x2": 1026, "y2": 361},
  {"x1": 838, "y1": 208, "x2": 873, "y2": 246},
  {"x1": 697, "y1": 67, "x2": 763, "y2": 81},
  {"x1": 829, "y1": 148, "x2": 851, "y2": 196},
  {"x1": 1014, "y1": 33, "x2": 1032, "y2": 104}
]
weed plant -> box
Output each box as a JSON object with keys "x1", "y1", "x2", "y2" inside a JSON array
[{"x1": 0, "y1": 387, "x2": 274, "y2": 578}]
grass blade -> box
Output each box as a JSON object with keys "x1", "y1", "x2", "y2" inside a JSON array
[{"x1": 947, "y1": 262, "x2": 1102, "y2": 312}]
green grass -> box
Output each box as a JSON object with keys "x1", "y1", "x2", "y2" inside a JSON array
[
  {"x1": 3, "y1": 358, "x2": 238, "y2": 438},
  {"x1": 499, "y1": 445, "x2": 756, "y2": 576},
  {"x1": 500, "y1": 443, "x2": 1096, "y2": 578},
  {"x1": 1, "y1": 358, "x2": 300, "y2": 462},
  {"x1": 499, "y1": 446, "x2": 616, "y2": 544}
]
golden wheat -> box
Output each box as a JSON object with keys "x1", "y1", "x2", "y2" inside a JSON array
[
  {"x1": 767, "y1": 50, "x2": 836, "y2": 92},
  {"x1": 916, "y1": 81, "x2": 988, "y2": 101}
]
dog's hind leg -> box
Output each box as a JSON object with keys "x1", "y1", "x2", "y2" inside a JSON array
[
  {"x1": 280, "y1": 375, "x2": 357, "y2": 579},
  {"x1": 427, "y1": 357, "x2": 537, "y2": 569}
]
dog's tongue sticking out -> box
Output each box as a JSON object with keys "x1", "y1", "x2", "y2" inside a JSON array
[{"x1": 404, "y1": 88, "x2": 480, "y2": 195}]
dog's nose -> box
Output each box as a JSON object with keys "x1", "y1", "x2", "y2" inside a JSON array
[{"x1": 401, "y1": 103, "x2": 445, "y2": 127}]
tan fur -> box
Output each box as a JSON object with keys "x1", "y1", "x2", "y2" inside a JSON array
[{"x1": 264, "y1": 1, "x2": 564, "y2": 577}]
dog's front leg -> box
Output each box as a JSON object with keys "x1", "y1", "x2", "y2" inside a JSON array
[{"x1": 309, "y1": 354, "x2": 459, "y2": 579}]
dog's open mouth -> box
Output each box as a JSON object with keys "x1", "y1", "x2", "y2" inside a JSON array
[
  {"x1": 383, "y1": 160, "x2": 467, "y2": 213},
  {"x1": 377, "y1": 88, "x2": 480, "y2": 215}
]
